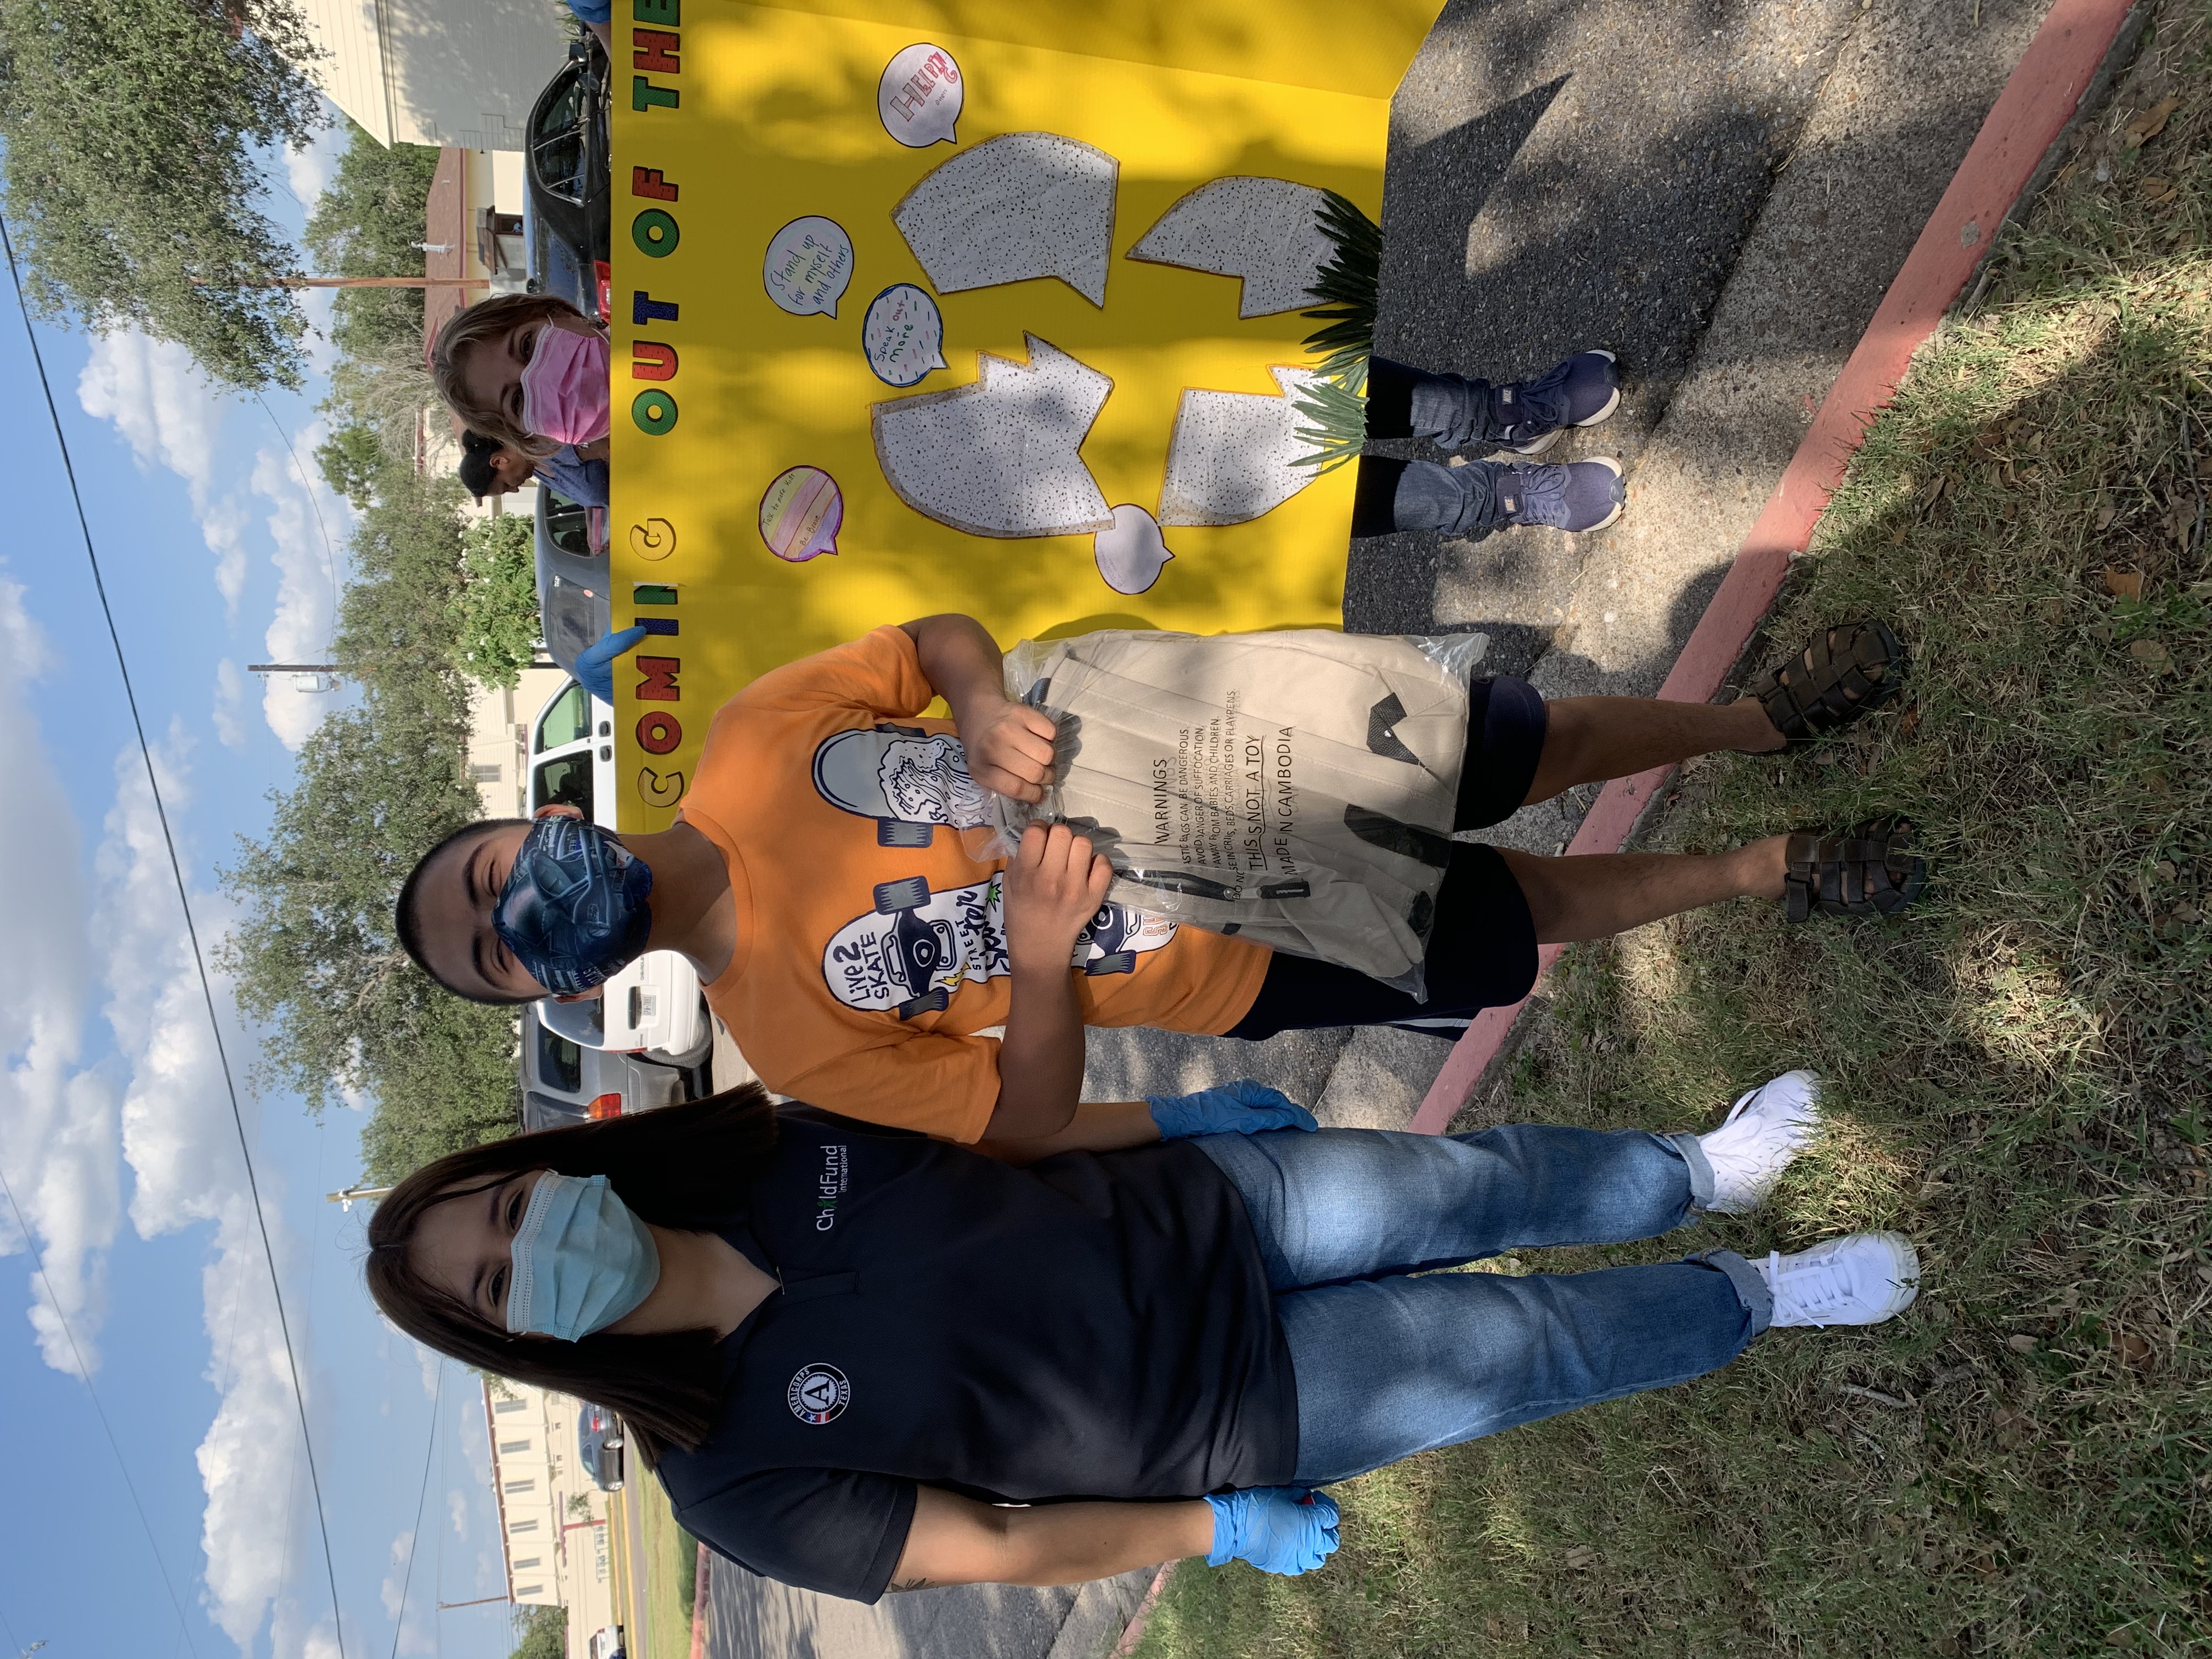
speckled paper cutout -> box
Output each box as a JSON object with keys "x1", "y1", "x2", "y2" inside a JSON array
[
  {"x1": 1156, "y1": 365, "x2": 1325, "y2": 527},
  {"x1": 1127, "y1": 177, "x2": 1334, "y2": 318},
  {"x1": 872, "y1": 334, "x2": 1116, "y2": 537},
  {"x1": 891, "y1": 132, "x2": 1119, "y2": 307}
]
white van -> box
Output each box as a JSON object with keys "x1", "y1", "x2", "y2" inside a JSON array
[{"x1": 525, "y1": 676, "x2": 709, "y2": 1065}]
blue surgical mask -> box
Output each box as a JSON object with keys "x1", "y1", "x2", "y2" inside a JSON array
[
  {"x1": 505, "y1": 1173, "x2": 661, "y2": 1340},
  {"x1": 493, "y1": 815, "x2": 654, "y2": 996}
]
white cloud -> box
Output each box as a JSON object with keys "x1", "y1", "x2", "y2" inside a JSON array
[
  {"x1": 381, "y1": 1531, "x2": 415, "y2": 1618},
  {"x1": 82, "y1": 730, "x2": 328, "y2": 1653},
  {"x1": 203, "y1": 497, "x2": 252, "y2": 614},
  {"x1": 284, "y1": 133, "x2": 335, "y2": 208},
  {"x1": 213, "y1": 659, "x2": 248, "y2": 749},
  {"x1": 0, "y1": 572, "x2": 360, "y2": 1656},
  {"x1": 300, "y1": 287, "x2": 342, "y2": 381},
  {"x1": 251, "y1": 433, "x2": 348, "y2": 749},
  {"x1": 77, "y1": 332, "x2": 226, "y2": 498},
  {"x1": 448, "y1": 1488, "x2": 469, "y2": 1541},
  {"x1": 75, "y1": 328, "x2": 355, "y2": 742},
  {"x1": 75, "y1": 332, "x2": 249, "y2": 615},
  {"x1": 0, "y1": 578, "x2": 118, "y2": 1374}
]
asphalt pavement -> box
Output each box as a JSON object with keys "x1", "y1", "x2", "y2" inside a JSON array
[{"x1": 702, "y1": 1555, "x2": 1154, "y2": 1659}]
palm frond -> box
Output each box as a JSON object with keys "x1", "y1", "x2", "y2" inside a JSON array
[{"x1": 1292, "y1": 189, "x2": 1382, "y2": 472}]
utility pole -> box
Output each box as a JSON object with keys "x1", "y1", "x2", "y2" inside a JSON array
[
  {"x1": 193, "y1": 274, "x2": 493, "y2": 290},
  {"x1": 327, "y1": 1183, "x2": 393, "y2": 1207},
  {"x1": 252, "y1": 655, "x2": 559, "y2": 679},
  {"x1": 435, "y1": 1595, "x2": 512, "y2": 1610}
]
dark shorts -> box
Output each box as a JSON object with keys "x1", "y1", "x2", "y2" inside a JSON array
[
  {"x1": 1224, "y1": 677, "x2": 1549, "y2": 1036},
  {"x1": 1455, "y1": 674, "x2": 1549, "y2": 832}
]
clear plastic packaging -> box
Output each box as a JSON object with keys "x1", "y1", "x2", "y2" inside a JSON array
[{"x1": 968, "y1": 628, "x2": 1490, "y2": 1000}]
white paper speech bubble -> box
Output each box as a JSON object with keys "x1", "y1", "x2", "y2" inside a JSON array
[
  {"x1": 861, "y1": 283, "x2": 949, "y2": 388},
  {"x1": 1093, "y1": 504, "x2": 1175, "y2": 594},
  {"x1": 878, "y1": 43, "x2": 962, "y2": 147},
  {"x1": 763, "y1": 217, "x2": 855, "y2": 318}
]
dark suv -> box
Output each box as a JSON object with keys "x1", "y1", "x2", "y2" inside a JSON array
[{"x1": 525, "y1": 31, "x2": 610, "y2": 291}]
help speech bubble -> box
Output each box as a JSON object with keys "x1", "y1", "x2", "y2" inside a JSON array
[
  {"x1": 861, "y1": 284, "x2": 949, "y2": 388},
  {"x1": 759, "y1": 466, "x2": 844, "y2": 562},
  {"x1": 763, "y1": 217, "x2": 855, "y2": 318},
  {"x1": 878, "y1": 43, "x2": 962, "y2": 147}
]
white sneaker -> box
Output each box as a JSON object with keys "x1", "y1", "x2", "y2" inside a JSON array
[
  {"x1": 1699, "y1": 1069, "x2": 1823, "y2": 1214},
  {"x1": 1756, "y1": 1232, "x2": 1920, "y2": 1328}
]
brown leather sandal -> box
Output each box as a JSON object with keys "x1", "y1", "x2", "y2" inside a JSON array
[
  {"x1": 1753, "y1": 621, "x2": 1909, "y2": 745},
  {"x1": 1784, "y1": 820, "x2": 1928, "y2": 921}
]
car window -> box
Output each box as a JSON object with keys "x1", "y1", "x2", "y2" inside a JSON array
[
  {"x1": 522, "y1": 1090, "x2": 589, "y2": 1133},
  {"x1": 534, "y1": 1024, "x2": 583, "y2": 1095},
  {"x1": 536, "y1": 682, "x2": 591, "y2": 752},
  {"x1": 544, "y1": 490, "x2": 593, "y2": 558},
  {"x1": 531, "y1": 67, "x2": 588, "y2": 204},
  {"x1": 532, "y1": 754, "x2": 593, "y2": 815}
]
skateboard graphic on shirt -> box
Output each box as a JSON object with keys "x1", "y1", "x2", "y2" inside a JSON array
[
  {"x1": 811, "y1": 724, "x2": 990, "y2": 847},
  {"x1": 821, "y1": 874, "x2": 1178, "y2": 1020}
]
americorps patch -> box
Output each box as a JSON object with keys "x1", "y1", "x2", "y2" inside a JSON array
[{"x1": 787, "y1": 1362, "x2": 851, "y2": 1424}]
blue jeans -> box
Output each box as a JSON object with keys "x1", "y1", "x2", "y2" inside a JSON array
[{"x1": 1195, "y1": 1127, "x2": 1773, "y2": 1486}]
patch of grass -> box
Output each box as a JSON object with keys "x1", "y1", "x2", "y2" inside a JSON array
[
  {"x1": 636, "y1": 1481, "x2": 700, "y2": 1659},
  {"x1": 1136, "y1": 7, "x2": 2212, "y2": 1656}
]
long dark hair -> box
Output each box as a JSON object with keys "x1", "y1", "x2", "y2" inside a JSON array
[{"x1": 365, "y1": 1086, "x2": 780, "y2": 1463}]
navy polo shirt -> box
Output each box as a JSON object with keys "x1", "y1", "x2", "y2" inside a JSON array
[{"x1": 652, "y1": 1109, "x2": 1299, "y2": 1601}]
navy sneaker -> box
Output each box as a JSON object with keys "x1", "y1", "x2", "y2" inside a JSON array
[
  {"x1": 1497, "y1": 457, "x2": 1626, "y2": 532},
  {"x1": 1492, "y1": 350, "x2": 1622, "y2": 455},
  {"x1": 1380, "y1": 455, "x2": 1627, "y2": 539}
]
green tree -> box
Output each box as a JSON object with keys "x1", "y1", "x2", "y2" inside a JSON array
[
  {"x1": 314, "y1": 422, "x2": 385, "y2": 512},
  {"x1": 220, "y1": 468, "x2": 522, "y2": 1181},
  {"x1": 302, "y1": 125, "x2": 440, "y2": 361},
  {"x1": 322, "y1": 342, "x2": 441, "y2": 467},
  {"x1": 509, "y1": 1605, "x2": 566, "y2": 1659},
  {"x1": 0, "y1": 0, "x2": 325, "y2": 389},
  {"x1": 457, "y1": 514, "x2": 543, "y2": 691}
]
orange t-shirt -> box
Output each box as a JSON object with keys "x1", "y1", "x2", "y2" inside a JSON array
[{"x1": 678, "y1": 625, "x2": 1273, "y2": 1141}]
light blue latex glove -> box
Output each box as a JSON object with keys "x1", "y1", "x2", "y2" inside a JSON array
[
  {"x1": 575, "y1": 625, "x2": 650, "y2": 703},
  {"x1": 1204, "y1": 1487, "x2": 1340, "y2": 1575},
  {"x1": 1146, "y1": 1079, "x2": 1318, "y2": 1141}
]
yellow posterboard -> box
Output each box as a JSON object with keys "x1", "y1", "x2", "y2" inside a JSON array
[{"x1": 609, "y1": 0, "x2": 1439, "y2": 829}]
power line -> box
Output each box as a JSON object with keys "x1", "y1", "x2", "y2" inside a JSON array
[
  {"x1": 0, "y1": 1158, "x2": 204, "y2": 1658},
  {"x1": 0, "y1": 213, "x2": 350, "y2": 1659},
  {"x1": 388, "y1": 1364, "x2": 445, "y2": 1659},
  {"x1": 250, "y1": 390, "x2": 345, "y2": 656}
]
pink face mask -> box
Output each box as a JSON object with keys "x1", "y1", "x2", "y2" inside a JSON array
[{"x1": 518, "y1": 323, "x2": 611, "y2": 445}]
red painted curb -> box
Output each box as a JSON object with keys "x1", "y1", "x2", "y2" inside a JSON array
[
  {"x1": 1108, "y1": 1562, "x2": 1178, "y2": 1658},
  {"x1": 1409, "y1": 0, "x2": 2140, "y2": 1135},
  {"x1": 687, "y1": 1547, "x2": 710, "y2": 1659}
]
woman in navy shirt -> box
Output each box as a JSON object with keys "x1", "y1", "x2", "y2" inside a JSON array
[{"x1": 365, "y1": 1077, "x2": 1915, "y2": 1600}]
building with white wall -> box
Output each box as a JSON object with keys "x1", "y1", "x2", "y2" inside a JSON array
[
  {"x1": 292, "y1": 0, "x2": 575, "y2": 150},
  {"x1": 469, "y1": 664, "x2": 574, "y2": 817},
  {"x1": 483, "y1": 1378, "x2": 617, "y2": 1647}
]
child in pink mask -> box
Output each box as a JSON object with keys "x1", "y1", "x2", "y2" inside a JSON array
[{"x1": 431, "y1": 294, "x2": 611, "y2": 461}]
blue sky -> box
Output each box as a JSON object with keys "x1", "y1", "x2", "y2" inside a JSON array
[{"x1": 0, "y1": 120, "x2": 518, "y2": 1659}]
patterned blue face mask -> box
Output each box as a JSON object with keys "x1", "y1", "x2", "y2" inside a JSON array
[
  {"x1": 492, "y1": 816, "x2": 654, "y2": 996},
  {"x1": 505, "y1": 1173, "x2": 661, "y2": 1340}
]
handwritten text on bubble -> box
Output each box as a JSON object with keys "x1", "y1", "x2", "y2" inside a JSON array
[
  {"x1": 759, "y1": 465, "x2": 844, "y2": 562},
  {"x1": 878, "y1": 43, "x2": 962, "y2": 147},
  {"x1": 861, "y1": 284, "x2": 949, "y2": 387},
  {"x1": 763, "y1": 217, "x2": 855, "y2": 318}
]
